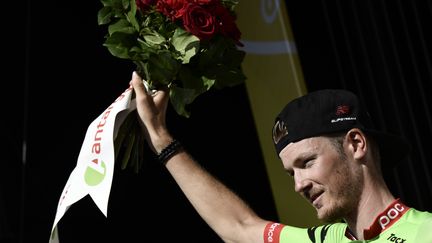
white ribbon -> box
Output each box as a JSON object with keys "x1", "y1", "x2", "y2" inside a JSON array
[{"x1": 49, "y1": 85, "x2": 137, "y2": 242}]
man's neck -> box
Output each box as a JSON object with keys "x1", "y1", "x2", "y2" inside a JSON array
[{"x1": 344, "y1": 178, "x2": 395, "y2": 240}]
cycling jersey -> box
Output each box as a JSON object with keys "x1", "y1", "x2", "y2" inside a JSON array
[{"x1": 264, "y1": 199, "x2": 432, "y2": 242}]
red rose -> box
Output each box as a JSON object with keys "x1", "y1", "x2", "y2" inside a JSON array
[
  {"x1": 191, "y1": 0, "x2": 218, "y2": 5},
  {"x1": 214, "y1": 4, "x2": 242, "y2": 46},
  {"x1": 182, "y1": 3, "x2": 217, "y2": 40},
  {"x1": 136, "y1": 0, "x2": 157, "y2": 12},
  {"x1": 156, "y1": 0, "x2": 188, "y2": 21}
]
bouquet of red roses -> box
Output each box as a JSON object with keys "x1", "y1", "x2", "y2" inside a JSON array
[{"x1": 97, "y1": 0, "x2": 246, "y2": 171}]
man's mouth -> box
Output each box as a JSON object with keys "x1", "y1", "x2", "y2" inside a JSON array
[{"x1": 309, "y1": 191, "x2": 323, "y2": 208}]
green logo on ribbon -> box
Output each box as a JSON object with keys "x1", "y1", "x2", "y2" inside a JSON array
[{"x1": 84, "y1": 159, "x2": 106, "y2": 186}]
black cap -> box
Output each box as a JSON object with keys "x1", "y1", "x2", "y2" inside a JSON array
[{"x1": 272, "y1": 89, "x2": 410, "y2": 167}]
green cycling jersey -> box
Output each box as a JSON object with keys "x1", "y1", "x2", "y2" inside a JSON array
[{"x1": 264, "y1": 200, "x2": 432, "y2": 243}]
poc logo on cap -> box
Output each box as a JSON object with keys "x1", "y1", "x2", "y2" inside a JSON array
[{"x1": 379, "y1": 203, "x2": 405, "y2": 229}]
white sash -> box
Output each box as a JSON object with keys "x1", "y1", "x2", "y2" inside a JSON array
[{"x1": 49, "y1": 85, "x2": 137, "y2": 242}]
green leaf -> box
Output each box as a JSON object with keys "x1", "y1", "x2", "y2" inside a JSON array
[
  {"x1": 122, "y1": 0, "x2": 130, "y2": 9},
  {"x1": 108, "y1": 19, "x2": 135, "y2": 35},
  {"x1": 171, "y1": 28, "x2": 200, "y2": 64},
  {"x1": 146, "y1": 51, "x2": 181, "y2": 85},
  {"x1": 114, "y1": 110, "x2": 145, "y2": 172},
  {"x1": 104, "y1": 43, "x2": 130, "y2": 59},
  {"x1": 201, "y1": 76, "x2": 216, "y2": 90},
  {"x1": 143, "y1": 29, "x2": 166, "y2": 46},
  {"x1": 114, "y1": 111, "x2": 136, "y2": 160},
  {"x1": 110, "y1": 0, "x2": 127, "y2": 11},
  {"x1": 126, "y1": 0, "x2": 140, "y2": 31},
  {"x1": 120, "y1": 130, "x2": 136, "y2": 170},
  {"x1": 130, "y1": 46, "x2": 152, "y2": 61},
  {"x1": 100, "y1": 0, "x2": 115, "y2": 7},
  {"x1": 133, "y1": 61, "x2": 150, "y2": 81},
  {"x1": 169, "y1": 86, "x2": 198, "y2": 117},
  {"x1": 103, "y1": 31, "x2": 137, "y2": 59},
  {"x1": 113, "y1": 111, "x2": 142, "y2": 171},
  {"x1": 178, "y1": 66, "x2": 202, "y2": 89},
  {"x1": 199, "y1": 37, "x2": 228, "y2": 65},
  {"x1": 177, "y1": 65, "x2": 215, "y2": 95},
  {"x1": 98, "y1": 6, "x2": 113, "y2": 25},
  {"x1": 223, "y1": 48, "x2": 246, "y2": 68},
  {"x1": 209, "y1": 65, "x2": 246, "y2": 89}
]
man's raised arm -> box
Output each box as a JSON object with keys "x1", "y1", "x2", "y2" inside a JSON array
[{"x1": 130, "y1": 72, "x2": 270, "y2": 243}]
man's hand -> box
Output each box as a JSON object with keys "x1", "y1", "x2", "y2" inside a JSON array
[{"x1": 130, "y1": 71, "x2": 173, "y2": 154}]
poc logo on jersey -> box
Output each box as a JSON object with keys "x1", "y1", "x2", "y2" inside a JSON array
[
  {"x1": 267, "y1": 223, "x2": 280, "y2": 242},
  {"x1": 379, "y1": 203, "x2": 405, "y2": 229}
]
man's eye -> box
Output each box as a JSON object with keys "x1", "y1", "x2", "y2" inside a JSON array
[{"x1": 304, "y1": 159, "x2": 315, "y2": 168}]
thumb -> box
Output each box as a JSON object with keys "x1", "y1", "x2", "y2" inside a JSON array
[{"x1": 131, "y1": 71, "x2": 148, "y2": 99}]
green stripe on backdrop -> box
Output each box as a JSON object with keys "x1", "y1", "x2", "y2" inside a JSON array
[{"x1": 236, "y1": 0, "x2": 321, "y2": 227}]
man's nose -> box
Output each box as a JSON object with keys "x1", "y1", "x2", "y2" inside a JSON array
[{"x1": 294, "y1": 173, "x2": 312, "y2": 193}]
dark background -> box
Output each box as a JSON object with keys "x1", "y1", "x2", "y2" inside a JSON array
[{"x1": 2, "y1": 0, "x2": 431, "y2": 242}]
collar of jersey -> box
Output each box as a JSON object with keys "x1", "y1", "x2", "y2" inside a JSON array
[{"x1": 344, "y1": 198, "x2": 410, "y2": 240}]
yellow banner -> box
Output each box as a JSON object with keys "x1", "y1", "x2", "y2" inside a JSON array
[{"x1": 236, "y1": 0, "x2": 320, "y2": 227}]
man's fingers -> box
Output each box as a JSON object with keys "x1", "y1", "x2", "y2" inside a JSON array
[
  {"x1": 131, "y1": 71, "x2": 148, "y2": 99},
  {"x1": 153, "y1": 88, "x2": 169, "y2": 105},
  {"x1": 131, "y1": 71, "x2": 169, "y2": 107}
]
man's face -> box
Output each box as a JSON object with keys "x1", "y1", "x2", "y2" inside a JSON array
[{"x1": 279, "y1": 136, "x2": 363, "y2": 222}]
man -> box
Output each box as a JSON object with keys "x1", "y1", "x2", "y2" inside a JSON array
[{"x1": 130, "y1": 72, "x2": 432, "y2": 242}]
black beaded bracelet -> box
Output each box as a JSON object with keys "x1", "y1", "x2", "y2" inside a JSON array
[{"x1": 157, "y1": 139, "x2": 183, "y2": 165}]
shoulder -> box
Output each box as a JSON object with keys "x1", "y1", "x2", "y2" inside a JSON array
[
  {"x1": 404, "y1": 207, "x2": 432, "y2": 224},
  {"x1": 413, "y1": 211, "x2": 432, "y2": 243},
  {"x1": 390, "y1": 207, "x2": 432, "y2": 242},
  {"x1": 408, "y1": 208, "x2": 432, "y2": 242}
]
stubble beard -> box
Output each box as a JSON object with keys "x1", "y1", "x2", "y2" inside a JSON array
[{"x1": 317, "y1": 159, "x2": 364, "y2": 223}]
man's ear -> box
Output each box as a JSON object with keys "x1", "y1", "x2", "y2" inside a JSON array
[{"x1": 345, "y1": 128, "x2": 367, "y2": 160}]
